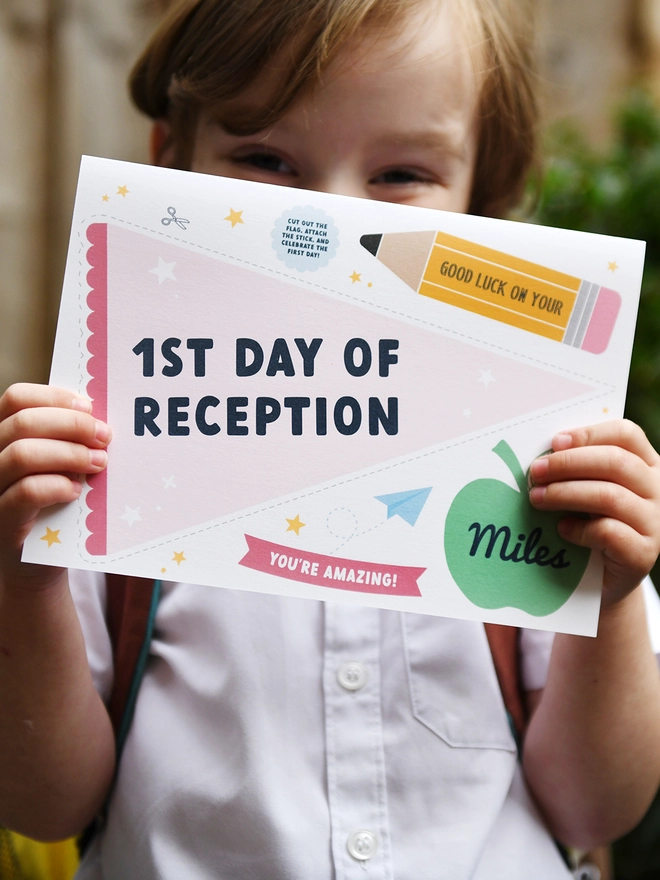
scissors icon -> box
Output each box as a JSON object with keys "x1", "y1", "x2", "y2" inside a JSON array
[{"x1": 161, "y1": 206, "x2": 190, "y2": 230}]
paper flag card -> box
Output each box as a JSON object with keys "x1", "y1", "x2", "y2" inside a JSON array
[{"x1": 22, "y1": 156, "x2": 646, "y2": 635}]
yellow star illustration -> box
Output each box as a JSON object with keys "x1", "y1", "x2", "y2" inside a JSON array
[
  {"x1": 40, "y1": 527, "x2": 61, "y2": 548},
  {"x1": 607, "y1": 261, "x2": 619, "y2": 272},
  {"x1": 349, "y1": 271, "x2": 362, "y2": 283},
  {"x1": 603, "y1": 407, "x2": 609, "y2": 414},
  {"x1": 172, "y1": 551, "x2": 186, "y2": 565},
  {"x1": 286, "y1": 515, "x2": 306, "y2": 536},
  {"x1": 117, "y1": 185, "x2": 129, "y2": 198},
  {"x1": 101, "y1": 194, "x2": 110, "y2": 202},
  {"x1": 225, "y1": 208, "x2": 244, "y2": 228}
]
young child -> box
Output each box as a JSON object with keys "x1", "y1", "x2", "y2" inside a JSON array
[{"x1": 1, "y1": 1, "x2": 660, "y2": 877}]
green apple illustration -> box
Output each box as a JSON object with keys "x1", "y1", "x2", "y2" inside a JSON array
[{"x1": 444, "y1": 440, "x2": 590, "y2": 615}]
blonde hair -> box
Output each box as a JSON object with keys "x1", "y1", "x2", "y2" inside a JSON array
[{"x1": 130, "y1": 0, "x2": 537, "y2": 217}]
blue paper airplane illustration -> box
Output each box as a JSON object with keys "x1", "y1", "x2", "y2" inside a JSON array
[{"x1": 375, "y1": 487, "x2": 432, "y2": 527}]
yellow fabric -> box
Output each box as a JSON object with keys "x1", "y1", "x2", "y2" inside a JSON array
[{"x1": 6, "y1": 831, "x2": 78, "y2": 880}]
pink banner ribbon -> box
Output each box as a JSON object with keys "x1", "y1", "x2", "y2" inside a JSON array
[{"x1": 239, "y1": 535, "x2": 424, "y2": 597}]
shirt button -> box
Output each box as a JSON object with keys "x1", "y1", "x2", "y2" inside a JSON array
[
  {"x1": 347, "y1": 829, "x2": 377, "y2": 861},
  {"x1": 337, "y1": 661, "x2": 368, "y2": 691}
]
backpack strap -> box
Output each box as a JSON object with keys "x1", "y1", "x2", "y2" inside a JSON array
[
  {"x1": 485, "y1": 623, "x2": 572, "y2": 870},
  {"x1": 79, "y1": 575, "x2": 161, "y2": 855},
  {"x1": 105, "y1": 575, "x2": 162, "y2": 756},
  {"x1": 484, "y1": 623, "x2": 527, "y2": 740}
]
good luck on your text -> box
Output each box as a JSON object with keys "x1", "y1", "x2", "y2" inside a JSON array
[{"x1": 131, "y1": 337, "x2": 400, "y2": 437}]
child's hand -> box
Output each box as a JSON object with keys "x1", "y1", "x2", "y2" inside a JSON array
[
  {"x1": 529, "y1": 420, "x2": 660, "y2": 606},
  {"x1": 0, "y1": 385, "x2": 116, "y2": 840},
  {"x1": 0, "y1": 384, "x2": 110, "y2": 589}
]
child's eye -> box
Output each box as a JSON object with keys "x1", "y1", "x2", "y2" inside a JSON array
[
  {"x1": 232, "y1": 151, "x2": 296, "y2": 175},
  {"x1": 370, "y1": 168, "x2": 433, "y2": 186}
]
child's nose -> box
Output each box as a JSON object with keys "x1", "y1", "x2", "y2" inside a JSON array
[{"x1": 307, "y1": 172, "x2": 366, "y2": 200}]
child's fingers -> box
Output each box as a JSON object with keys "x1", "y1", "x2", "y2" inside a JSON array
[
  {"x1": 0, "y1": 407, "x2": 110, "y2": 454},
  {"x1": 557, "y1": 515, "x2": 658, "y2": 577},
  {"x1": 530, "y1": 479, "x2": 653, "y2": 536},
  {"x1": 0, "y1": 475, "x2": 83, "y2": 545},
  {"x1": 552, "y1": 419, "x2": 660, "y2": 468},
  {"x1": 530, "y1": 445, "x2": 658, "y2": 500},
  {"x1": 0, "y1": 384, "x2": 92, "y2": 422},
  {"x1": 0, "y1": 438, "x2": 107, "y2": 497}
]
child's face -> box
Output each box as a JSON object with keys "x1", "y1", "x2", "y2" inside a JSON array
[{"x1": 191, "y1": 4, "x2": 479, "y2": 214}]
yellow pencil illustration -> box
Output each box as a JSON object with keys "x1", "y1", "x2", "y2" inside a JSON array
[{"x1": 360, "y1": 230, "x2": 621, "y2": 354}]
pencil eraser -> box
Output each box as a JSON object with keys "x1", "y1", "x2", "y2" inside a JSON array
[{"x1": 581, "y1": 287, "x2": 621, "y2": 354}]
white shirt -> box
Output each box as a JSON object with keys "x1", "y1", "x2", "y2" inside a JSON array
[{"x1": 69, "y1": 570, "x2": 657, "y2": 879}]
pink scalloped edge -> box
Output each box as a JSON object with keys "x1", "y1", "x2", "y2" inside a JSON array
[{"x1": 85, "y1": 223, "x2": 108, "y2": 556}]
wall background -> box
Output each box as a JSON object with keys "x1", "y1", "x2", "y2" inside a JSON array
[
  {"x1": 0, "y1": 0, "x2": 163, "y2": 391},
  {"x1": 0, "y1": 0, "x2": 658, "y2": 392}
]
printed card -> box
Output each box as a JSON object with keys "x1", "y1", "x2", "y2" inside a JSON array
[{"x1": 22, "y1": 156, "x2": 645, "y2": 634}]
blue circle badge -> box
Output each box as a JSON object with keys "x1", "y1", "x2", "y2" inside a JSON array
[{"x1": 271, "y1": 206, "x2": 339, "y2": 271}]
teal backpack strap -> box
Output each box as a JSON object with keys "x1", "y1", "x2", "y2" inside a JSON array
[
  {"x1": 105, "y1": 575, "x2": 162, "y2": 757},
  {"x1": 79, "y1": 575, "x2": 161, "y2": 854}
]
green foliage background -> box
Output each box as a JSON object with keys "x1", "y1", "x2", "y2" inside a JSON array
[
  {"x1": 532, "y1": 92, "x2": 660, "y2": 879},
  {"x1": 533, "y1": 92, "x2": 660, "y2": 451}
]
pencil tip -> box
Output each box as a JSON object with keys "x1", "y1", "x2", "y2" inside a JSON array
[{"x1": 360, "y1": 233, "x2": 382, "y2": 257}]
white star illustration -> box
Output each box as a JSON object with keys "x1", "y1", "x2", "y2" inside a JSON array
[
  {"x1": 120, "y1": 506, "x2": 142, "y2": 526},
  {"x1": 149, "y1": 257, "x2": 176, "y2": 285},
  {"x1": 463, "y1": 408, "x2": 472, "y2": 417},
  {"x1": 162, "y1": 476, "x2": 176, "y2": 489},
  {"x1": 478, "y1": 370, "x2": 495, "y2": 388}
]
